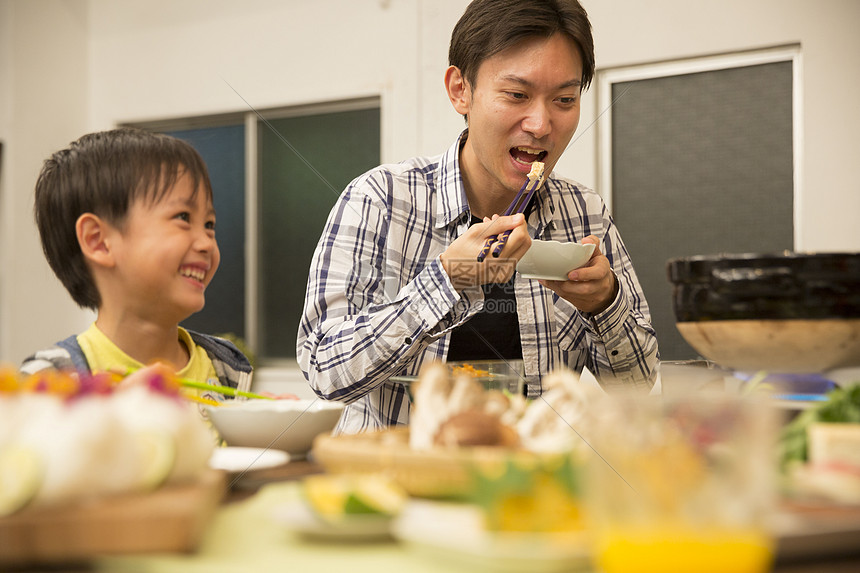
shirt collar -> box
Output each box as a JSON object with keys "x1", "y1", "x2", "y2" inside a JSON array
[
  {"x1": 434, "y1": 129, "x2": 560, "y2": 234},
  {"x1": 435, "y1": 129, "x2": 471, "y2": 229}
]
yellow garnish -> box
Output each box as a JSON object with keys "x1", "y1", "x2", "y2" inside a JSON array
[{"x1": 451, "y1": 364, "x2": 491, "y2": 377}]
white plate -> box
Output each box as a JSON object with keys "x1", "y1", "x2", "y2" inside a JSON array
[
  {"x1": 272, "y1": 499, "x2": 394, "y2": 541},
  {"x1": 208, "y1": 446, "x2": 290, "y2": 473},
  {"x1": 392, "y1": 500, "x2": 591, "y2": 572},
  {"x1": 517, "y1": 240, "x2": 595, "y2": 281}
]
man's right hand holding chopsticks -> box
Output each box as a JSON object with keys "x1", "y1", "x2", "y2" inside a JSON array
[{"x1": 439, "y1": 213, "x2": 531, "y2": 290}]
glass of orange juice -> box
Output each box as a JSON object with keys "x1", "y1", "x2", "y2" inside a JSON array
[{"x1": 584, "y1": 392, "x2": 777, "y2": 573}]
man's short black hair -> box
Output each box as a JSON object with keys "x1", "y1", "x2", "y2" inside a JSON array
[{"x1": 449, "y1": 0, "x2": 595, "y2": 92}]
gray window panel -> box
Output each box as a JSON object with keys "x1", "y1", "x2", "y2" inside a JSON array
[
  {"x1": 611, "y1": 61, "x2": 794, "y2": 361},
  {"x1": 258, "y1": 108, "x2": 381, "y2": 360},
  {"x1": 171, "y1": 124, "x2": 247, "y2": 339}
]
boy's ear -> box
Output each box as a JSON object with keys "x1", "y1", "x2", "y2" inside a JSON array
[
  {"x1": 76, "y1": 213, "x2": 115, "y2": 268},
  {"x1": 445, "y1": 65, "x2": 472, "y2": 117}
]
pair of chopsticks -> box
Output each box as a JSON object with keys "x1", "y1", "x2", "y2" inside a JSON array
[
  {"x1": 180, "y1": 378, "x2": 274, "y2": 401},
  {"x1": 476, "y1": 162, "x2": 546, "y2": 262},
  {"x1": 121, "y1": 368, "x2": 273, "y2": 401}
]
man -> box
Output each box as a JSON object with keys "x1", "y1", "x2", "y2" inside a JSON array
[{"x1": 298, "y1": 0, "x2": 658, "y2": 434}]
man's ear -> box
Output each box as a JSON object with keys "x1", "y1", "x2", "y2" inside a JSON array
[
  {"x1": 444, "y1": 65, "x2": 471, "y2": 118},
  {"x1": 76, "y1": 213, "x2": 115, "y2": 268}
]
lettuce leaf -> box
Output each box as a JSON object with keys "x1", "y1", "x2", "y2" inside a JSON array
[{"x1": 778, "y1": 384, "x2": 860, "y2": 470}]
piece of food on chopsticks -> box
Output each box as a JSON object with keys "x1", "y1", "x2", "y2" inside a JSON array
[
  {"x1": 477, "y1": 161, "x2": 545, "y2": 262},
  {"x1": 0, "y1": 366, "x2": 215, "y2": 516},
  {"x1": 528, "y1": 159, "x2": 545, "y2": 180},
  {"x1": 491, "y1": 161, "x2": 546, "y2": 259}
]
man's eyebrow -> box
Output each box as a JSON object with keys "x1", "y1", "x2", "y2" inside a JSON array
[{"x1": 499, "y1": 75, "x2": 582, "y2": 90}]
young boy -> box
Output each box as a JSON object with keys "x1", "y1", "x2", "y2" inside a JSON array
[{"x1": 20, "y1": 128, "x2": 252, "y2": 399}]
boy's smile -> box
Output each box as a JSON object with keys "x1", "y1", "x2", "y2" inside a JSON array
[
  {"x1": 108, "y1": 171, "x2": 219, "y2": 326},
  {"x1": 450, "y1": 32, "x2": 583, "y2": 216},
  {"x1": 179, "y1": 264, "x2": 210, "y2": 286}
]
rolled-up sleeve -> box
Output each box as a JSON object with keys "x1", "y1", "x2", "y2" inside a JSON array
[{"x1": 297, "y1": 171, "x2": 478, "y2": 405}]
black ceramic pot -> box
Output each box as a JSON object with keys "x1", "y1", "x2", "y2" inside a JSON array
[
  {"x1": 667, "y1": 252, "x2": 860, "y2": 322},
  {"x1": 666, "y1": 252, "x2": 860, "y2": 372}
]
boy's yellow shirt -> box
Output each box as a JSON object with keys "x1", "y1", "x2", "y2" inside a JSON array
[{"x1": 77, "y1": 323, "x2": 218, "y2": 393}]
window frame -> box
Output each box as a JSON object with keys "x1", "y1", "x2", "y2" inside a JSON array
[
  {"x1": 127, "y1": 96, "x2": 381, "y2": 382},
  {"x1": 596, "y1": 44, "x2": 803, "y2": 248}
]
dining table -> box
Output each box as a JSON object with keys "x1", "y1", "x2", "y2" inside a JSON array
[
  {"x1": 89, "y1": 459, "x2": 483, "y2": 573},
  {"x1": 50, "y1": 453, "x2": 855, "y2": 573}
]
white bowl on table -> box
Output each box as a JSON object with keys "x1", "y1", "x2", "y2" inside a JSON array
[
  {"x1": 205, "y1": 399, "x2": 344, "y2": 457},
  {"x1": 517, "y1": 240, "x2": 595, "y2": 281}
]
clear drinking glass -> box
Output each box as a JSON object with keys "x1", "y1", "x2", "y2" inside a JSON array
[
  {"x1": 447, "y1": 359, "x2": 525, "y2": 396},
  {"x1": 584, "y1": 392, "x2": 777, "y2": 573}
]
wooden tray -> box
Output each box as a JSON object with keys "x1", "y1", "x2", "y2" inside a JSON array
[
  {"x1": 0, "y1": 469, "x2": 225, "y2": 567},
  {"x1": 312, "y1": 428, "x2": 557, "y2": 498}
]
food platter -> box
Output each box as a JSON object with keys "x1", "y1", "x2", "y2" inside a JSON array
[
  {"x1": 312, "y1": 427, "x2": 567, "y2": 498},
  {"x1": 0, "y1": 470, "x2": 224, "y2": 567},
  {"x1": 313, "y1": 428, "x2": 487, "y2": 497},
  {"x1": 392, "y1": 500, "x2": 591, "y2": 573},
  {"x1": 272, "y1": 495, "x2": 395, "y2": 541}
]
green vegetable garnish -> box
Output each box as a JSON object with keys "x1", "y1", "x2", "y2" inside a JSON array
[{"x1": 778, "y1": 384, "x2": 860, "y2": 471}]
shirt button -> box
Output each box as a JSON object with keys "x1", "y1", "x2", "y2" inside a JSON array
[
  {"x1": 611, "y1": 350, "x2": 619, "y2": 356},
  {"x1": 404, "y1": 337, "x2": 413, "y2": 345}
]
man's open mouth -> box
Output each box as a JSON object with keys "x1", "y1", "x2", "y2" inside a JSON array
[{"x1": 510, "y1": 146, "x2": 548, "y2": 166}]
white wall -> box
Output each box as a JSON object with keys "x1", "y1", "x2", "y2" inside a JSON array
[
  {"x1": 0, "y1": 0, "x2": 94, "y2": 368},
  {"x1": 2, "y1": 0, "x2": 859, "y2": 370},
  {"x1": 580, "y1": 0, "x2": 860, "y2": 253},
  {"x1": 85, "y1": 0, "x2": 429, "y2": 160}
]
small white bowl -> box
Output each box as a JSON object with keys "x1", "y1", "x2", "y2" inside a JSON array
[
  {"x1": 517, "y1": 240, "x2": 595, "y2": 280},
  {"x1": 205, "y1": 399, "x2": 344, "y2": 457}
]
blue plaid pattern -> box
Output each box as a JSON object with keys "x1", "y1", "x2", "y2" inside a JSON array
[{"x1": 298, "y1": 131, "x2": 658, "y2": 434}]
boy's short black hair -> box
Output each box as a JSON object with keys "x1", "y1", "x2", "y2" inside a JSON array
[
  {"x1": 449, "y1": 0, "x2": 595, "y2": 92},
  {"x1": 34, "y1": 127, "x2": 213, "y2": 310}
]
